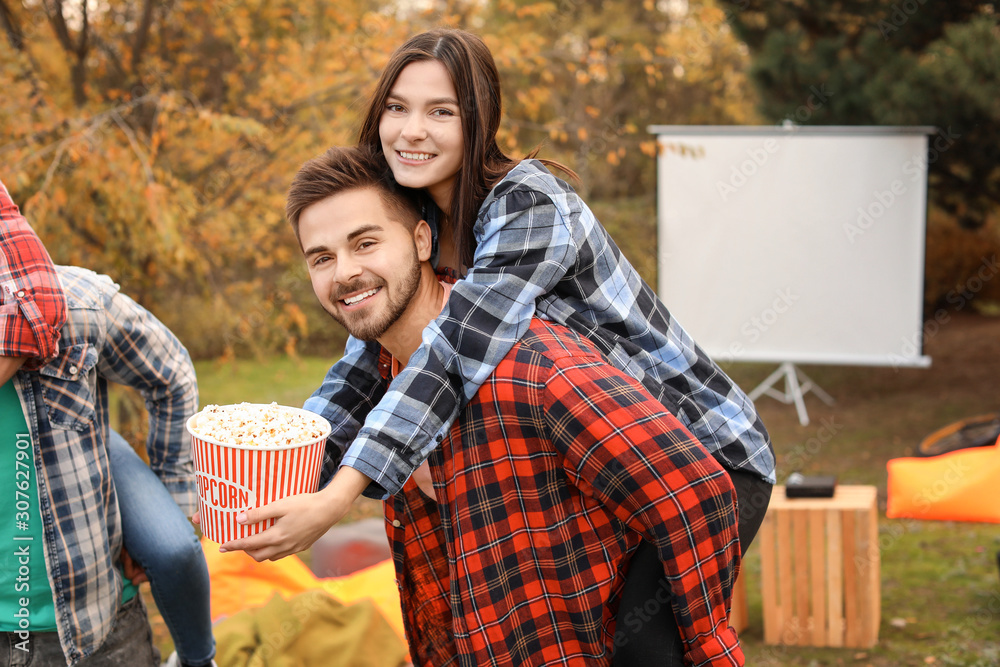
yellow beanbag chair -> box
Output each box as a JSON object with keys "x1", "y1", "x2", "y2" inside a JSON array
[
  {"x1": 212, "y1": 589, "x2": 407, "y2": 667},
  {"x1": 886, "y1": 436, "x2": 1000, "y2": 523}
]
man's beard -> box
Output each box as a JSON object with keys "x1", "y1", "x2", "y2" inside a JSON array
[{"x1": 327, "y1": 247, "x2": 422, "y2": 341}]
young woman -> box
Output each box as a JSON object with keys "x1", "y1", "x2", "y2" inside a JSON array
[{"x1": 237, "y1": 28, "x2": 774, "y2": 665}]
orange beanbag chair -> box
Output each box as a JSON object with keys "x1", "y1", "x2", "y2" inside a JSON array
[
  {"x1": 886, "y1": 436, "x2": 1000, "y2": 523},
  {"x1": 202, "y1": 538, "x2": 405, "y2": 640}
]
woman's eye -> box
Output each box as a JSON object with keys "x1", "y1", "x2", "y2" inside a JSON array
[
  {"x1": 432, "y1": 108, "x2": 456, "y2": 117},
  {"x1": 386, "y1": 103, "x2": 405, "y2": 113}
]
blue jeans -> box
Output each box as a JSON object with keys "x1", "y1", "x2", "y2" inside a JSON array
[{"x1": 108, "y1": 431, "x2": 216, "y2": 667}]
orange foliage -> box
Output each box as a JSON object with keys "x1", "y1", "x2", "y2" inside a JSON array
[{"x1": 0, "y1": 0, "x2": 758, "y2": 358}]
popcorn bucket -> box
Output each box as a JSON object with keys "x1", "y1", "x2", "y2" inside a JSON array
[{"x1": 187, "y1": 404, "x2": 331, "y2": 544}]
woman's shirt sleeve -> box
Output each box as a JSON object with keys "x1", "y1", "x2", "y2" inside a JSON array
[
  {"x1": 332, "y1": 186, "x2": 581, "y2": 497},
  {"x1": 303, "y1": 334, "x2": 388, "y2": 488}
]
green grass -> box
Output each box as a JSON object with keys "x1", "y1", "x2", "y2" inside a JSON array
[
  {"x1": 718, "y1": 318, "x2": 1000, "y2": 665},
  {"x1": 192, "y1": 355, "x2": 335, "y2": 407},
  {"x1": 738, "y1": 521, "x2": 1000, "y2": 666}
]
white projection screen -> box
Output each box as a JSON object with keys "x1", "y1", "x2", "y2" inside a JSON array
[{"x1": 650, "y1": 125, "x2": 933, "y2": 368}]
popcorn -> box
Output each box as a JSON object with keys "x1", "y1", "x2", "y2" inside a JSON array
[{"x1": 190, "y1": 402, "x2": 327, "y2": 447}]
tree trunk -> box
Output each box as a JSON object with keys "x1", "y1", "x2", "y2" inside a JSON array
[
  {"x1": 131, "y1": 0, "x2": 157, "y2": 74},
  {"x1": 43, "y1": 0, "x2": 89, "y2": 106},
  {"x1": 0, "y1": 0, "x2": 24, "y2": 51},
  {"x1": 71, "y1": 57, "x2": 86, "y2": 106}
]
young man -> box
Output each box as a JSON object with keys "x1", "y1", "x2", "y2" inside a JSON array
[
  {"x1": 1, "y1": 262, "x2": 200, "y2": 666},
  {"x1": 227, "y1": 145, "x2": 744, "y2": 666}
]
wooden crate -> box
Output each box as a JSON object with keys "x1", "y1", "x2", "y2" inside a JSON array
[{"x1": 758, "y1": 485, "x2": 880, "y2": 648}]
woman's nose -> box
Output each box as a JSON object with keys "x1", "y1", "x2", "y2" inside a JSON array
[{"x1": 400, "y1": 114, "x2": 428, "y2": 142}]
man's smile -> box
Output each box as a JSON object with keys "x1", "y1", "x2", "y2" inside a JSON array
[{"x1": 341, "y1": 287, "x2": 381, "y2": 306}]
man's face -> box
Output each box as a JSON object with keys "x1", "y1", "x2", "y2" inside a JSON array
[{"x1": 299, "y1": 188, "x2": 423, "y2": 341}]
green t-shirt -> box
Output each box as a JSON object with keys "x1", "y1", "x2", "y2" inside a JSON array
[{"x1": 0, "y1": 380, "x2": 135, "y2": 633}]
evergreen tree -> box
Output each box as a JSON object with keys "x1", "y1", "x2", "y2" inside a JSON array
[{"x1": 720, "y1": 1, "x2": 1000, "y2": 229}]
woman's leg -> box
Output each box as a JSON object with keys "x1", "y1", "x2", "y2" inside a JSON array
[
  {"x1": 612, "y1": 539, "x2": 684, "y2": 666},
  {"x1": 729, "y1": 469, "x2": 773, "y2": 555},
  {"x1": 108, "y1": 430, "x2": 216, "y2": 667},
  {"x1": 611, "y1": 470, "x2": 773, "y2": 665}
]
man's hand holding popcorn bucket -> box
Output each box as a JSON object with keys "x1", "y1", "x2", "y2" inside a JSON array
[{"x1": 188, "y1": 402, "x2": 370, "y2": 561}]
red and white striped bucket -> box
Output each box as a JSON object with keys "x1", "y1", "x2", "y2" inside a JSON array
[{"x1": 186, "y1": 404, "x2": 331, "y2": 544}]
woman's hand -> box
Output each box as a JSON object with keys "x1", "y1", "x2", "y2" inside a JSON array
[{"x1": 218, "y1": 492, "x2": 347, "y2": 562}]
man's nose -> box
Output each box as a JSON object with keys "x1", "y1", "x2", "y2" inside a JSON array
[{"x1": 333, "y1": 255, "x2": 363, "y2": 284}]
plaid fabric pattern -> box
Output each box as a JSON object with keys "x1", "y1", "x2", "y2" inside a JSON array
[
  {"x1": 0, "y1": 179, "x2": 67, "y2": 367},
  {"x1": 10, "y1": 266, "x2": 198, "y2": 665},
  {"x1": 383, "y1": 317, "x2": 743, "y2": 667},
  {"x1": 307, "y1": 159, "x2": 774, "y2": 499}
]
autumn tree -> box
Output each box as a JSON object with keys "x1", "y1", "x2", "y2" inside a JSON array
[
  {"x1": 1, "y1": 0, "x2": 759, "y2": 358},
  {"x1": 1, "y1": 0, "x2": 416, "y2": 358},
  {"x1": 480, "y1": 0, "x2": 759, "y2": 200}
]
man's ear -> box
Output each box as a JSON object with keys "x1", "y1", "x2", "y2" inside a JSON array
[{"x1": 414, "y1": 219, "x2": 433, "y2": 262}]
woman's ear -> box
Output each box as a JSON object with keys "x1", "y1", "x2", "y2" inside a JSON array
[{"x1": 414, "y1": 219, "x2": 433, "y2": 262}]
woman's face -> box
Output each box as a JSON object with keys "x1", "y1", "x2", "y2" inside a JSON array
[{"x1": 379, "y1": 60, "x2": 465, "y2": 213}]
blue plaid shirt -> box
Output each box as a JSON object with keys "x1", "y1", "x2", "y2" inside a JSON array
[
  {"x1": 10, "y1": 266, "x2": 198, "y2": 665},
  {"x1": 306, "y1": 160, "x2": 775, "y2": 496}
]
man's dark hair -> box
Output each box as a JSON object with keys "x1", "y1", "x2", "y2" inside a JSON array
[{"x1": 285, "y1": 144, "x2": 422, "y2": 242}]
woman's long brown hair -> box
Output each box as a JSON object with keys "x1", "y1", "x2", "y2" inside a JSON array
[{"x1": 358, "y1": 28, "x2": 574, "y2": 269}]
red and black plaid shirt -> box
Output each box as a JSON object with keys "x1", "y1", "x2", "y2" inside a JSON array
[
  {"x1": 382, "y1": 316, "x2": 743, "y2": 666},
  {"x1": 0, "y1": 179, "x2": 66, "y2": 367}
]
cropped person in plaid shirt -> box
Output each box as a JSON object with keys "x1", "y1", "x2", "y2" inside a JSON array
[
  {"x1": 0, "y1": 183, "x2": 215, "y2": 667},
  {"x1": 2, "y1": 265, "x2": 199, "y2": 666},
  {"x1": 230, "y1": 145, "x2": 744, "y2": 665},
  {"x1": 0, "y1": 178, "x2": 67, "y2": 384}
]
